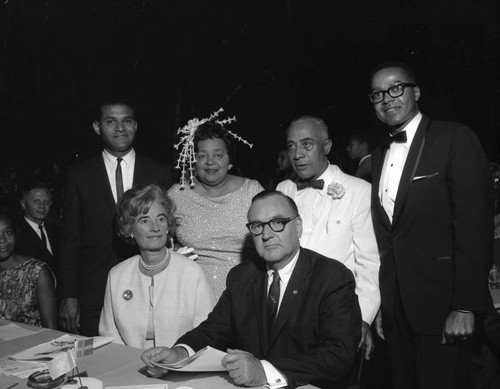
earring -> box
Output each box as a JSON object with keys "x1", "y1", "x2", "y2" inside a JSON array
[
  {"x1": 130, "y1": 234, "x2": 134, "y2": 239},
  {"x1": 229, "y1": 164, "x2": 233, "y2": 170}
]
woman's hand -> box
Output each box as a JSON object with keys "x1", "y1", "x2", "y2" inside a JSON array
[{"x1": 175, "y1": 246, "x2": 199, "y2": 260}]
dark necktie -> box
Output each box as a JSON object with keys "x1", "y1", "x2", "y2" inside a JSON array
[
  {"x1": 39, "y1": 224, "x2": 47, "y2": 248},
  {"x1": 116, "y1": 157, "x2": 124, "y2": 204},
  {"x1": 390, "y1": 130, "x2": 407, "y2": 143},
  {"x1": 296, "y1": 179, "x2": 324, "y2": 191},
  {"x1": 267, "y1": 271, "x2": 281, "y2": 325}
]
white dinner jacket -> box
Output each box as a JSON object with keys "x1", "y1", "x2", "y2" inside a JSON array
[{"x1": 277, "y1": 164, "x2": 380, "y2": 324}]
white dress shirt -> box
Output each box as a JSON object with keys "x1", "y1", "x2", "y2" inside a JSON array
[
  {"x1": 261, "y1": 250, "x2": 300, "y2": 388},
  {"x1": 25, "y1": 216, "x2": 53, "y2": 254},
  {"x1": 379, "y1": 112, "x2": 422, "y2": 222},
  {"x1": 102, "y1": 148, "x2": 135, "y2": 203}
]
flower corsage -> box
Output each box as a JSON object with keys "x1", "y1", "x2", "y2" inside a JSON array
[{"x1": 327, "y1": 182, "x2": 345, "y2": 199}]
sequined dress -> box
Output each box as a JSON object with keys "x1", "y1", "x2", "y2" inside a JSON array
[
  {"x1": 168, "y1": 178, "x2": 263, "y2": 301},
  {"x1": 0, "y1": 258, "x2": 50, "y2": 327}
]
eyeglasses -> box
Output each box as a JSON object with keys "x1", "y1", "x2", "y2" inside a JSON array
[
  {"x1": 368, "y1": 83, "x2": 416, "y2": 104},
  {"x1": 246, "y1": 216, "x2": 299, "y2": 236}
]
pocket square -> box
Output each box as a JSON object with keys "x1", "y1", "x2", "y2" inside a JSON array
[{"x1": 413, "y1": 172, "x2": 439, "y2": 181}]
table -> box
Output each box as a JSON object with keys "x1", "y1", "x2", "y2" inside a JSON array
[{"x1": 0, "y1": 320, "x2": 317, "y2": 389}]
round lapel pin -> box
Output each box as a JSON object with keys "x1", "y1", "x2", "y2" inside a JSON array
[{"x1": 123, "y1": 290, "x2": 133, "y2": 300}]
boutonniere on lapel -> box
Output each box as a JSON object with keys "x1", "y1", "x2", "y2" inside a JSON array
[{"x1": 327, "y1": 182, "x2": 345, "y2": 200}]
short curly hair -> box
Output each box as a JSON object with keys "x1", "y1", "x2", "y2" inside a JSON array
[
  {"x1": 116, "y1": 183, "x2": 176, "y2": 246},
  {"x1": 194, "y1": 121, "x2": 236, "y2": 163}
]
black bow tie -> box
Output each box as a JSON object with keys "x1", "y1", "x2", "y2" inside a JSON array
[
  {"x1": 296, "y1": 179, "x2": 324, "y2": 191},
  {"x1": 390, "y1": 130, "x2": 407, "y2": 143}
]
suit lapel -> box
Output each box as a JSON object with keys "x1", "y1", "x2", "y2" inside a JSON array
[
  {"x1": 252, "y1": 266, "x2": 270, "y2": 355},
  {"x1": 392, "y1": 116, "x2": 430, "y2": 226},
  {"x1": 268, "y1": 250, "x2": 311, "y2": 348},
  {"x1": 132, "y1": 153, "x2": 143, "y2": 186},
  {"x1": 25, "y1": 221, "x2": 51, "y2": 256},
  {"x1": 94, "y1": 155, "x2": 117, "y2": 214},
  {"x1": 372, "y1": 144, "x2": 392, "y2": 231}
]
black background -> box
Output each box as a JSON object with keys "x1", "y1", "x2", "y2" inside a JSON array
[{"x1": 0, "y1": 0, "x2": 498, "y2": 180}]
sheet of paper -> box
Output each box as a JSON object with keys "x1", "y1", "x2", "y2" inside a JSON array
[
  {"x1": 151, "y1": 346, "x2": 226, "y2": 372},
  {"x1": 10, "y1": 334, "x2": 114, "y2": 362},
  {"x1": 0, "y1": 358, "x2": 46, "y2": 378},
  {"x1": 0, "y1": 323, "x2": 39, "y2": 341}
]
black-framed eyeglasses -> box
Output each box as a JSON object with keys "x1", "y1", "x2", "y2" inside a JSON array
[
  {"x1": 368, "y1": 83, "x2": 416, "y2": 104},
  {"x1": 246, "y1": 216, "x2": 299, "y2": 236}
]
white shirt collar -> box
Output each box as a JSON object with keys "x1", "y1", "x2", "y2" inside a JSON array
[
  {"x1": 267, "y1": 247, "x2": 300, "y2": 284},
  {"x1": 391, "y1": 112, "x2": 422, "y2": 149},
  {"x1": 102, "y1": 148, "x2": 135, "y2": 167},
  {"x1": 25, "y1": 216, "x2": 42, "y2": 230},
  {"x1": 313, "y1": 164, "x2": 340, "y2": 197}
]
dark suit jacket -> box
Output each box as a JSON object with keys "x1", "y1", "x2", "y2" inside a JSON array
[
  {"x1": 17, "y1": 217, "x2": 59, "y2": 273},
  {"x1": 371, "y1": 115, "x2": 493, "y2": 335},
  {"x1": 57, "y1": 152, "x2": 172, "y2": 333},
  {"x1": 177, "y1": 247, "x2": 361, "y2": 389}
]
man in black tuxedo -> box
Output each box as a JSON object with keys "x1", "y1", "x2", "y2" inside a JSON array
[
  {"x1": 369, "y1": 62, "x2": 493, "y2": 388},
  {"x1": 57, "y1": 98, "x2": 172, "y2": 336},
  {"x1": 141, "y1": 191, "x2": 361, "y2": 389},
  {"x1": 17, "y1": 181, "x2": 59, "y2": 273}
]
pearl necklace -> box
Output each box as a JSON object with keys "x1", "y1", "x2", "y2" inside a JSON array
[{"x1": 139, "y1": 250, "x2": 170, "y2": 271}]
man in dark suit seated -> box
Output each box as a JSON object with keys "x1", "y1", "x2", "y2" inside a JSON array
[
  {"x1": 17, "y1": 181, "x2": 59, "y2": 274},
  {"x1": 57, "y1": 97, "x2": 172, "y2": 336},
  {"x1": 141, "y1": 190, "x2": 361, "y2": 388}
]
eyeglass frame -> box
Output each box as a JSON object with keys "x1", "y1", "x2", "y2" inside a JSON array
[
  {"x1": 368, "y1": 83, "x2": 417, "y2": 104},
  {"x1": 246, "y1": 216, "x2": 299, "y2": 236}
]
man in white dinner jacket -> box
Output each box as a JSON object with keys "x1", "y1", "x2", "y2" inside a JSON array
[{"x1": 277, "y1": 115, "x2": 380, "y2": 359}]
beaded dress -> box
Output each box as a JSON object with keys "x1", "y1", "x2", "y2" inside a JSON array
[
  {"x1": 168, "y1": 178, "x2": 263, "y2": 301},
  {"x1": 0, "y1": 258, "x2": 51, "y2": 327}
]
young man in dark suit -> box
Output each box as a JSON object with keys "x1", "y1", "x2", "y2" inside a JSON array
[
  {"x1": 141, "y1": 191, "x2": 361, "y2": 389},
  {"x1": 369, "y1": 62, "x2": 493, "y2": 388},
  {"x1": 17, "y1": 181, "x2": 59, "y2": 273},
  {"x1": 57, "y1": 98, "x2": 172, "y2": 336}
]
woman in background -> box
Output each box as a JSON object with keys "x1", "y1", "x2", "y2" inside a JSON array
[
  {"x1": 0, "y1": 210, "x2": 57, "y2": 328},
  {"x1": 168, "y1": 121, "x2": 263, "y2": 301},
  {"x1": 99, "y1": 184, "x2": 214, "y2": 349}
]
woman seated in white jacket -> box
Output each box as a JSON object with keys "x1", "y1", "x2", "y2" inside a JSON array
[{"x1": 99, "y1": 183, "x2": 214, "y2": 349}]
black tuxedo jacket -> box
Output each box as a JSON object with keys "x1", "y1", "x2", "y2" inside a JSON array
[
  {"x1": 371, "y1": 115, "x2": 493, "y2": 335},
  {"x1": 17, "y1": 218, "x2": 59, "y2": 273},
  {"x1": 57, "y1": 152, "x2": 172, "y2": 333},
  {"x1": 177, "y1": 247, "x2": 361, "y2": 389}
]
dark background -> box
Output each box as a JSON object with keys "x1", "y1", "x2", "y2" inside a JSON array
[{"x1": 0, "y1": 0, "x2": 499, "y2": 182}]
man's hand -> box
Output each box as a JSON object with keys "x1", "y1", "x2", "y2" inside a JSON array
[
  {"x1": 141, "y1": 347, "x2": 188, "y2": 378},
  {"x1": 374, "y1": 310, "x2": 384, "y2": 340},
  {"x1": 58, "y1": 298, "x2": 80, "y2": 333},
  {"x1": 222, "y1": 349, "x2": 267, "y2": 386},
  {"x1": 358, "y1": 321, "x2": 375, "y2": 360},
  {"x1": 442, "y1": 310, "x2": 475, "y2": 344}
]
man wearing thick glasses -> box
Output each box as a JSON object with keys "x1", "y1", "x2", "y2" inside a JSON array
[
  {"x1": 141, "y1": 191, "x2": 361, "y2": 388},
  {"x1": 369, "y1": 62, "x2": 493, "y2": 388}
]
